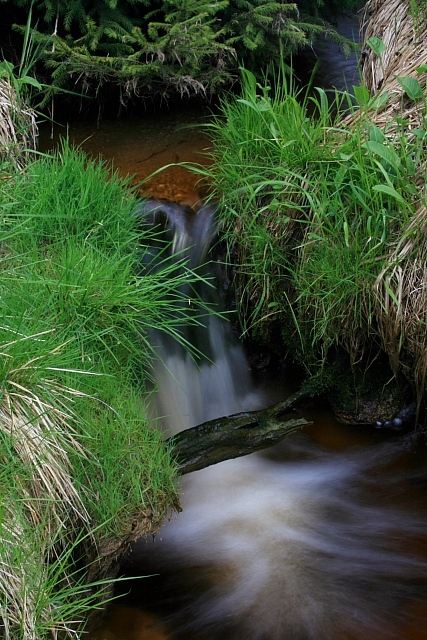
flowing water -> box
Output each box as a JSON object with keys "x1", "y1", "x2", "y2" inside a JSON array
[
  {"x1": 118, "y1": 436, "x2": 427, "y2": 640},
  {"x1": 294, "y1": 16, "x2": 363, "y2": 93},
  {"x1": 88, "y1": 202, "x2": 427, "y2": 640},
  {"x1": 41, "y1": 25, "x2": 427, "y2": 639}
]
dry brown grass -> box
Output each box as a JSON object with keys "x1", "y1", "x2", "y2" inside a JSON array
[
  {"x1": 374, "y1": 204, "x2": 427, "y2": 406},
  {"x1": 1, "y1": 385, "x2": 89, "y2": 525},
  {"x1": 361, "y1": 0, "x2": 427, "y2": 91},
  {"x1": 348, "y1": 0, "x2": 427, "y2": 133},
  {"x1": 0, "y1": 79, "x2": 37, "y2": 169},
  {"x1": 338, "y1": 0, "x2": 427, "y2": 404},
  {"x1": 0, "y1": 339, "x2": 96, "y2": 639}
]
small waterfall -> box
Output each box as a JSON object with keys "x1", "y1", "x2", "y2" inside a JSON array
[
  {"x1": 149, "y1": 314, "x2": 260, "y2": 434},
  {"x1": 136, "y1": 198, "x2": 263, "y2": 435},
  {"x1": 118, "y1": 199, "x2": 427, "y2": 640}
]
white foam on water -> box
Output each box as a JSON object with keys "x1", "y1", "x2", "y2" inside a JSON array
[
  {"x1": 149, "y1": 312, "x2": 263, "y2": 436},
  {"x1": 135, "y1": 201, "x2": 427, "y2": 640},
  {"x1": 130, "y1": 437, "x2": 427, "y2": 640}
]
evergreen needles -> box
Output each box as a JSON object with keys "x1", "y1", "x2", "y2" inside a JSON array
[{"x1": 4, "y1": 0, "x2": 359, "y2": 98}]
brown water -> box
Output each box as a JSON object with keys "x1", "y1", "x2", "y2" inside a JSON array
[
  {"x1": 38, "y1": 103, "x2": 214, "y2": 207},
  {"x1": 90, "y1": 410, "x2": 427, "y2": 640}
]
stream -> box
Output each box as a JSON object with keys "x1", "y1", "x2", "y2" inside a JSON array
[
  {"x1": 93, "y1": 203, "x2": 427, "y2": 640},
  {"x1": 39, "y1": 101, "x2": 214, "y2": 207},
  {"x1": 39, "y1": 22, "x2": 427, "y2": 639}
]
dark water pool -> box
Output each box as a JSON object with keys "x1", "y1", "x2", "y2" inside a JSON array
[{"x1": 38, "y1": 102, "x2": 214, "y2": 207}]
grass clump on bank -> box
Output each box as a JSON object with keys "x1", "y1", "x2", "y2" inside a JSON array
[
  {"x1": 0, "y1": 142, "x2": 200, "y2": 638},
  {"x1": 197, "y1": 62, "x2": 427, "y2": 406}
]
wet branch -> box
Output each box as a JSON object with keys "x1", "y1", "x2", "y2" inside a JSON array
[{"x1": 167, "y1": 390, "x2": 312, "y2": 475}]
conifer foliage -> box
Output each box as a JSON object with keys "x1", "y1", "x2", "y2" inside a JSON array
[{"x1": 2, "y1": 0, "x2": 359, "y2": 97}]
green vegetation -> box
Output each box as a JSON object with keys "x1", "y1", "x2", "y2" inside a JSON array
[
  {"x1": 0, "y1": 142, "x2": 208, "y2": 638},
  {"x1": 0, "y1": 0, "x2": 360, "y2": 98},
  {"x1": 196, "y1": 66, "x2": 427, "y2": 397}
]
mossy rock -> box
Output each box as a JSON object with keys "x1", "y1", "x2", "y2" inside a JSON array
[
  {"x1": 328, "y1": 382, "x2": 406, "y2": 425},
  {"x1": 301, "y1": 356, "x2": 411, "y2": 426}
]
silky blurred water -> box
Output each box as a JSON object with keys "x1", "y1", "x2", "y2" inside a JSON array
[
  {"x1": 116, "y1": 383, "x2": 427, "y2": 640},
  {"x1": 99, "y1": 201, "x2": 427, "y2": 640}
]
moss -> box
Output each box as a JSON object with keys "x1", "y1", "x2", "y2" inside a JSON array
[{"x1": 300, "y1": 354, "x2": 409, "y2": 423}]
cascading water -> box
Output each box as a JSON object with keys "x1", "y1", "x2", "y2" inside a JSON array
[
  {"x1": 102, "y1": 200, "x2": 427, "y2": 640},
  {"x1": 135, "y1": 198, "x2": 263, "y2": 435}
]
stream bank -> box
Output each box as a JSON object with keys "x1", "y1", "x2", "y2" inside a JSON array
[
  {"x1": 198, "y1": 0, "x2": 427, "y2": 426},
  {"x1": 3, "y1": 2, "x2": 427, "y2": 638},
  {"x1": 81, "y1": 193, "x2": 427, "y2": 640}
]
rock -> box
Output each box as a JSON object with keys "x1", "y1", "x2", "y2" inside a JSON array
[{"x1": 329, "y1": 384, "x2": 409, "y2": 427}]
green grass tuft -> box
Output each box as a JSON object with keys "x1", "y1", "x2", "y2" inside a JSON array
[
  {"x1": 194, "y1": 67, "x2": 426, "y2": 379},
  {"x1": 0, "y1": 141, "x2": 205, "y2": 638}
]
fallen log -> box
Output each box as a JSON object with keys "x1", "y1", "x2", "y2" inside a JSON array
[{"x1": 167, "y1": 390, "x2": 312, "y2": 475}]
